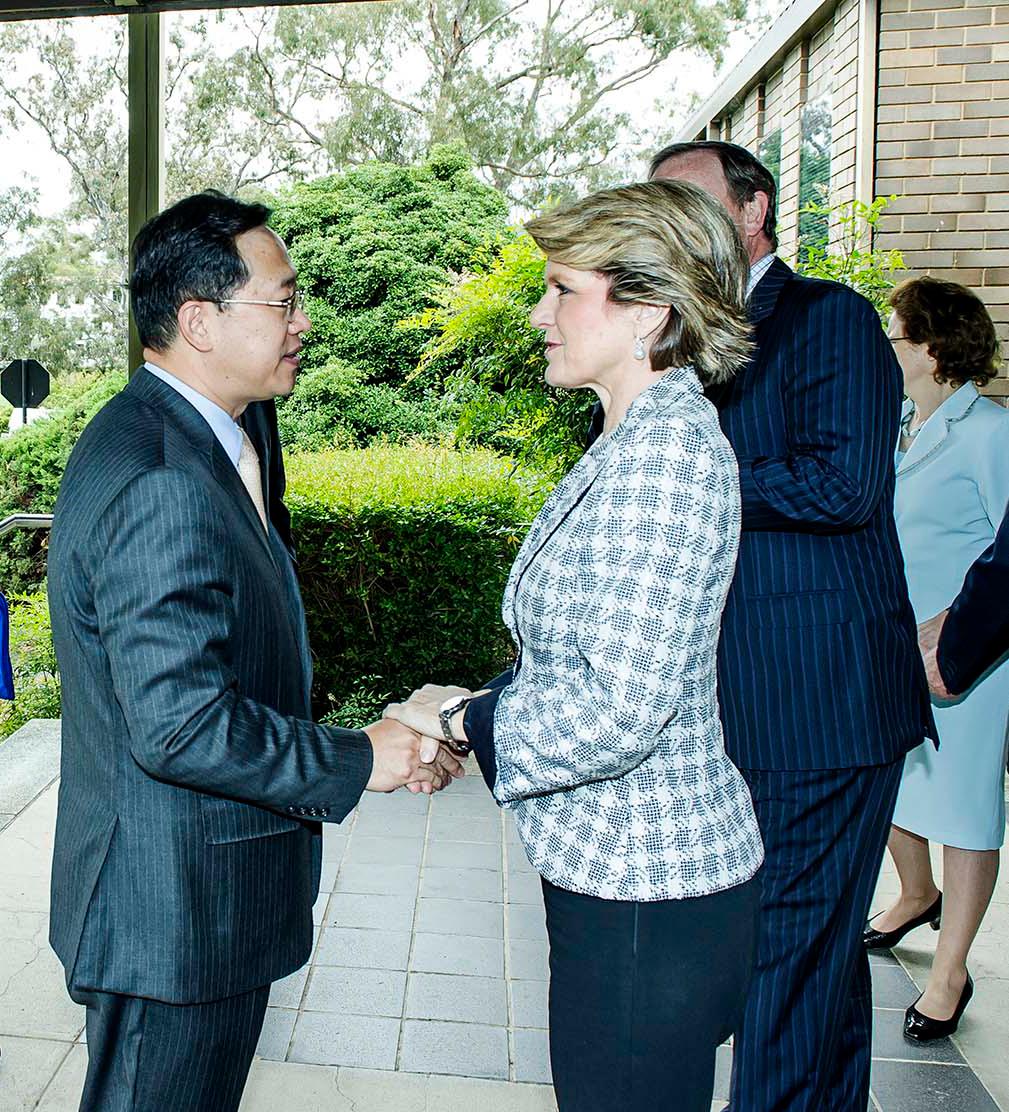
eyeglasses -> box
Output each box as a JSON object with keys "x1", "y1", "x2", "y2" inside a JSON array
[
  {"x1": 209, "y1": 290, "x2": 301, "y2": 321},
  {"x1": 888, "y1": 336, "x2": 912, "y2": 345}
]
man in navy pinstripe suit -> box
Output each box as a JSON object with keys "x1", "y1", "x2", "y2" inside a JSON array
[
  {"x1": 47, "y1": 192, "x2": 458, "y2": 1111},
  {"x1": 650, "y1": 144, "x2": 935, "y2": 1111}
]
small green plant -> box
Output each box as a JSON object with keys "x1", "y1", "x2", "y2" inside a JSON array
[
  {"x1": 321, "y1": 675, "x2": 392, "y2": 730},
  {"x1": 795, "y1": 196, "x2": 905, "y2": 318},
  {"x1": 0, "y1": 589, "x2": 60, "y2": 740}
]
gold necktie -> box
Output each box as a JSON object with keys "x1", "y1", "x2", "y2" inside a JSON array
[{"x1": 238, "y1": 430, "x2": 268, "y2": 532}]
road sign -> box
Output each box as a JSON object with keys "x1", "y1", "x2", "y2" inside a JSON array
[{"x1": 1, "y1": 360, "x2": 51, "y2": 428}]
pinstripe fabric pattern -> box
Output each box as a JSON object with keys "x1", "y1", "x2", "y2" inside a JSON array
[
  {"x1": 727, "y1": 762, "x2": 901, "y2": 1112},
  {"x1": 71, "y1": 983, "x2": 269, "y2": 1111},
  {"x1": 709, "y1": 259, "x2": 935, "y2": 771},
  {"x1": 48, "y1": 368, "x2": 374, "y2": 1004}
]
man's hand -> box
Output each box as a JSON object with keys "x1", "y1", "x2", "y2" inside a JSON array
[
  {"x1": 917, "y1": 609, "x2": 953, "y2": 700},
  {"x1": 384, "y1": 684, "x2": 471, "y2": 794},
  {"x1": 362, "y1": 718, "x2": 449, "y2": 793}
]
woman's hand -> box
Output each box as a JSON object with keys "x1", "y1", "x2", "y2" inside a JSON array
[{"x1": 385, "y1": 684, "x2": 471, "y2": 793}]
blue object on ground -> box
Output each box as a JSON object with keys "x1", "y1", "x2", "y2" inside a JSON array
[{"x1": 0, "y1": 591, "x2": 14, "y2": 700}]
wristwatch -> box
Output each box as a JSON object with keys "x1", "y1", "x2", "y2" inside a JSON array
[{"x1": 438, "y1": 694, "x2": 475, "y2": 756}]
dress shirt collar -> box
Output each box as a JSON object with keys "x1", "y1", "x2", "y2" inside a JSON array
[
  {"x1": 144, "y1": 362, "x2": 244, "y2": 469},
  {"x1": 746, "y1": 252, "x2": 776, "y2": 298}
]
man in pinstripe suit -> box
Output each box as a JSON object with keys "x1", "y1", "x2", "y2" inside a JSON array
[
  {"x1": 47, "y1": 192, "x2": 458, "y2": 1111},
  {"x1": 650, "y1": 144, "x2": 935, "y2": 1111}
]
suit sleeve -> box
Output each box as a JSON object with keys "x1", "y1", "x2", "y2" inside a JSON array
[
  {"x1": 90, "y1": 467, "x2": 373, "y2": 820},
  {"x1": 490, "y1": 419, "x2": 737, "y2": 803},
  {"x1": 938, "y1": 423, "x2": 1009, "y2": 694},
  {"x1": 736, "y1": 288, "x2": 899, "y2": 532}
]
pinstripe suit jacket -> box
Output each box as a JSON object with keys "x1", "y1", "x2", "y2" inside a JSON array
[
  {"x1": 708, "y1": 259, "x2": 935, "y2": 769},
  {"x1": 48, "y1": 369, "x2": 373, "y2": 1003}
]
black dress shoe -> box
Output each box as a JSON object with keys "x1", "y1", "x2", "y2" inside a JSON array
[
  {"x1": 862, "y1": 893, "x2": 942, "y2": 950},
  {"x1": 904, "y1": 972, "x2": 973, "y2": 1042}
]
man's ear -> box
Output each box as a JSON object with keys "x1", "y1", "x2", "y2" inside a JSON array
[
  {"x1": 742, "y1": 191, "x2": 769, "y2": 241},
  {"x1": 177, "y1": 300, "x2": 214, "y2": 354}
]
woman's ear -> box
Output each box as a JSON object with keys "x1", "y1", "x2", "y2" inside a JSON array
[{"x1": 636, "y1": 303, "x2": 669, "y2": 338}]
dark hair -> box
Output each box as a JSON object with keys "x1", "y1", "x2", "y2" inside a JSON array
[
  {"x1": 889, "y1": 276, "x2": 1001, "y2": 389},
  {"x1": 130, "y1": 190, "x2": 272, "y2": 351},
  {"x1": 649, "y1": 140, "x2": 778, "y2": 251}
]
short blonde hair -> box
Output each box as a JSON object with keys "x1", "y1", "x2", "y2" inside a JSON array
[{"x1": 526, "y1": 180, "x2": 753, "y2": 385}]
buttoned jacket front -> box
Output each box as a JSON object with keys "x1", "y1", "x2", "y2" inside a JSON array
[{"x1": 491, "y1": 371, "x2": 764, "y2": 902}]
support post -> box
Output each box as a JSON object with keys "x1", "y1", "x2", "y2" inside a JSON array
[{"x1": 127, "y1": 11, "x2": 165, "y2": 373}]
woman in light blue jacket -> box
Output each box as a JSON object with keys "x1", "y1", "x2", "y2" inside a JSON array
[
  {"x1": 388, "y1": 181, "x2": 763, "y2": 1111},
  {"x1": 864, "y1": 277, "x2": 1008, "y2": 1042}
]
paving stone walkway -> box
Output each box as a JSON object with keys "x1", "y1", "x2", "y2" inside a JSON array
[{"x1": 1, "y1": 720, "x2": 1006, "y2": 1112}]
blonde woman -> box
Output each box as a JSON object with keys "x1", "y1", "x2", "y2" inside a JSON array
[{"x1": 388, "y1": 181, "x2": 764, "y2": 1111}]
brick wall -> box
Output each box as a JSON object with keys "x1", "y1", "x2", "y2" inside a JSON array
[{"x1": 875, "y1": 0, "x2": 1009, "y2": 388}]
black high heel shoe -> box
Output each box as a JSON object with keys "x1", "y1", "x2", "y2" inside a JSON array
[
  {"x1": 904, "y1": 972, "x2": 973, "y2": 1042},
  {"x1": 862, "y1": 893, "x2": 942, "y2": 950}
]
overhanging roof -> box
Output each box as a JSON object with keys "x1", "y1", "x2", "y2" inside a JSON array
[{"x1": 0, "y1": 0, "x2": 371, "y2": 20}]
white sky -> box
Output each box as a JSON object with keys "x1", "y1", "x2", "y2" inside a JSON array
[{"x1": 0, "y1": 1, "x2": 784, "y2": 217}]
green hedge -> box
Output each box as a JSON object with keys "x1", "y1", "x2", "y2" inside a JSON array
[
  {"x1": 0, "y1": 444, "x2": 550, "y2": 738},
  {"x1": 286, "y1": 445, "x2": 549, "y2": 723},
  {"x1": 0, "y1": 372, "x2": 127, "y2": 592}
]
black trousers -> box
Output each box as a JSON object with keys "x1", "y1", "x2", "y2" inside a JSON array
[
  {"x1": 69, "y1": 983, "x2": 270, "y2": 1112},
  {"x1": 543, "y1": 873, "x2": 760, "y2": 1112},
  {"x1": 727, "y1": 761, "x2": 903, "y2": 1112}
]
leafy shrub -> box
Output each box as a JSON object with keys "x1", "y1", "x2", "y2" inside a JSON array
[
  {"x1": 413, "y1": 232, "x2": 593, "y2": 476},
  {"x1": 796, "y1": 196, "x2": 905, "y2": 318},
  {"x1": 0, "y1": 372, "x2": 127, "y2": 592},
  {"x1": 285, "y1": 444, "x2": 550, "y2": 721},
  {"x1": 271, "y1": 146, "x2": 509, "y2": 384},
  {"x1": 277, "y1": 361, "x2": 456, "y2": 452},
  {"x1": 0, "y1": 589, "x2": 60, "y2": 741}
]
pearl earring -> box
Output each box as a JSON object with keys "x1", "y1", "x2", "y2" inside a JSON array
[{"x1": 633, "y1": 335, "x2": 646, "y2": 361}]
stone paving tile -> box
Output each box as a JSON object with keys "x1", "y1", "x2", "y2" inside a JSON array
[
  {"x1": 241, "y1": 1061, "x2": 354, "y2": 1111},
  {"x1": 405, "y1": 971, "x2": 508, "y2": 1025},
  {"x1": 415, "y1": 897, "x2": 504, "y2": 940},
  {"x1": 0, "y1": 911, "x2": 85, "y2": 1040},
  {"x1": 425, "y1": 839, "x2": 502, "y2": 871},
  {"x1": 322, "y1": 833, "x2": 349, "y2": 862},
  {"x1": 312, "y1": 887, "x2": 330, "y2": 927},
  {"x1": 510, "y1": 980, "x2": 548, "y2": 1029},
  {"x1": 256, "y1": 1006, "x2": 297, "y2": 1061},
  {"x1": 513, "y1": 1028, "x2": 552, "y2": 1084},
  {"x1": 870, "y1": 1060, "x2": 1000, "y2": 1112},
  {"x1": 325, "y1": 892, "x2": 416, "y2": 933},
  {"x1": 425, "y1": 1073, "x2": 558, "y2": 1112},
  {"x1": 345, "y1": 834, "x2": 424, "y2": 866},
  {"x1": 508, "y1": 939, "x2": 550, "y2": 981},
  {"x1": 315, "y1": 926, "x2": 413, "y2": 971},
  {"x1": 0, "y1": 812, "x2": 16, "y2": 832},
  {"x1": 0, "y1": 1035, "x2": 75, "y2": 1112},
  {"x1": 507, "y1": 903, "x2": 547, "y2": 942},
  {"x1": 318, "y1": 859, "x2": 340, "y2": 893},
  {"x1": 0, "y1": 718, "x2": 60, "y2": 816},
  {"x1": 410, "y1": 932, "x2": 504, "y2": 978},
  {"x1": 430, "y1": 794, "x2": 501, "y2": 819},
  {"x1": 269, "y1": 964, "x2": 309, "y2": 1008},
  {"x1": 335, "y1": 862, "x2": 420, "y2": 896},
  {"x1": 304, "y1": 965, "x2": 407, "y2": 1017},
  {"x1": 353, "y1": 810, "x2": 430, "y2": 838},
  {"x1": 871, "y1": 963, "x2": 921, "y2": 1009},
  {"x1": 872, "y1": 1007, "x2": 966, "y2": 1064},
  {"x1": 428, "y1": 815, "x2": 501, "y2": 844},
  {"x1": 35, "y1": 1043, "x2": 88, "y2": 1112},
  {"x1": 421, "y1": 866, "x2": 503, "y2": 902},
  {"x1": 400, "y1": 1019, "x2": 509, "y2": 1080},
  {"x1": 289, "y1": 1011, "x2": 400, "y2": 1070},
  {"x1": 506, "y1": 871, "x2": 545, "y2": 906},
  {"x1": 713, "y1": 1043, "x2": 732, "y2": 1101}
]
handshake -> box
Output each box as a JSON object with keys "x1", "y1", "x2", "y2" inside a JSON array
[{"x1": 362, "y1": 683, "x2": 475, "y2": 794}]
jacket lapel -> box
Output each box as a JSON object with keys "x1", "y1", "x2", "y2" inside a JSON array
[
  {"x1": 126, "y1": 369, "x2": 279, "y2": 569},
  {"x1": 897, "y1": 383, "x2": 980, "y2": 476}
]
